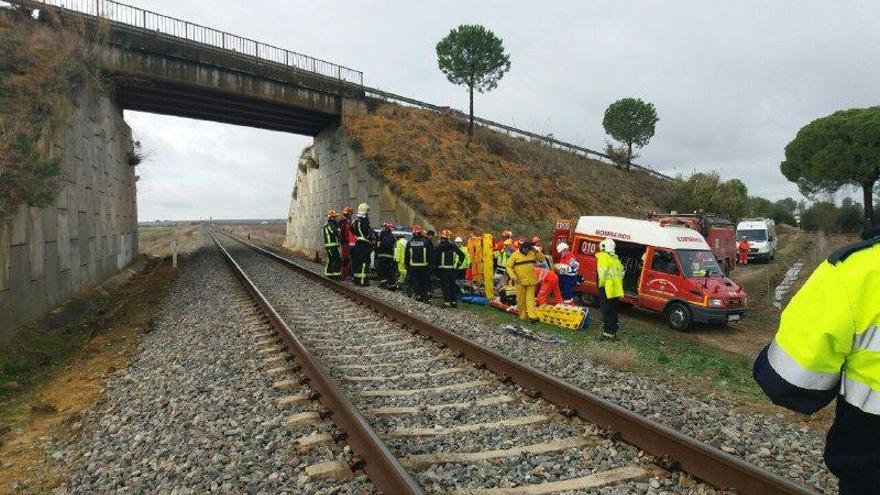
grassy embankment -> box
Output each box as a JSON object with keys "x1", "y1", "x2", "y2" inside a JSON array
[{"x1": 343, "y1": 104, "x2": 675, "y2": 237}]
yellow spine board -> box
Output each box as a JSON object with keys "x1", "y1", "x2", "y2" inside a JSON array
[
  {"x1": 535, "y1": 305, "x2": 586, "y2": 330},
  {"x1": 482, "y1": 234, "x2": 495, "y2": 299}
]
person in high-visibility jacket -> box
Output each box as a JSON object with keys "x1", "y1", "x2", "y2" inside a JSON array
[
  {"x1": 596, "y1": 238, "x2": 625, "y2": 341},
  {"x1": 505, "y1": 239, "x2": 542, "y2": 323},
  {"x1": 555, "y1": 242, "x2": 580, "y2": 303},
  {"x1": 394, "y1": 233, "x2": 409, "y2": 295},
  {"x1": 322, "y1": 209, "x2": 342, "y2": 280},
  {"x1": 753, "y1": 228, "x2": 880, "y2": 495},
  {"x1": 435, "y1": 230, "x2": 464, "y2": 308},
  {"x1": 737, "y1": 237, "x2": 750, "y2": 265},
  {"x1": 405, "y1": 225, "x2": 434, "y2": 303},
  {"x1": 454, "y1": 236, "x2": 472, "y2": 300},
  {"x1": 494, "y1": 230, "x2": 513, "y2": 252},
  {"x1": 375, "y1": 222, "x2": 397, "y2": 289},
  {"x1": 495, "y1": 239, "x2": 514, "y2": 271},
  {"x1": 351, "y1": 203, "x2": 374, "y2": 286}
]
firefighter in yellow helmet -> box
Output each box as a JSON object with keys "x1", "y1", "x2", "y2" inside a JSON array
[
  {"x1": 322, "y1": 209, "x2": 342, "y2": 279},
  {"x1": 505, "y1": 238, "x2": 542, "y2": 323},
  {"x1": 596, "y1": 238, "x2": 624, "y2": 341},
  {"x1": 754, "y1": 227, "x2": 880, "y2": 494}
]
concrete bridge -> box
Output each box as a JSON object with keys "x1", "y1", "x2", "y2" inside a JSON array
[{"x1": 19, "y1": 0, "x2": 365, "y2": 135}]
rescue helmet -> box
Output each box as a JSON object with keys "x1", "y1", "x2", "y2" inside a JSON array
[
  {"x1": 342, "y1": 206, "x2": 353, "y2": 216},
  {"x1": 412, "y1": 224, "x2": 423, "y2": 235},
  {"x1": 502, "y1": 230, "x2": 512, "y2": 238},
  {"x1": 531, "y1": 236, "x2": 541, "y2": 244},
  {"x1": 327, "y1": 209, "x2": 338, "y2": 219},
  {"x1": 357, "y1": 203, "x2": 370, "y2": 215},
  {"x1": 556, "y1": 242, "x2": 570, "y2": 253},
  {"x1": 512, "y1": 240, "x2": 520, "y2": 249},
  {"x1": 441, "y1": 229, "x2": 452, "y2": 239},
  {"x1": 382, "y1": 222, "x2": 393, "y2": 231},
  {"x1": 454, "y1": 236, "x2": 463, "y2": 244},
  {"x1": 599, "y1": 238, "x2": 616, "y2": 254}
]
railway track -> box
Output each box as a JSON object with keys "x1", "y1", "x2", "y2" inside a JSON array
[{"x1": 210, "y1": 230, "x2": 819, "y2": 495}]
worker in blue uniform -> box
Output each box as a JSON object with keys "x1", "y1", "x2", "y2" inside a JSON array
[{"x1": 753, "y1": 226, "x2": 880, "y2": 495}]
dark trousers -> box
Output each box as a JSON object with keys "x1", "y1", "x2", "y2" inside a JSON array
[
  {"x1": 598, "y1": 290, "x2": 620, "y2": 335},
  {"x1": 352, "y1": 241, "x2": 372, "y2": 286},
  {"x1": 325, "y1": 247, "x2": 342, "y2": 278},
  {"x1": 376, "y1": 256, "x2": 396, "y2": 287},
  {"x1": 559, "y1": 274, "x2": 578, "y2": 300},
  {"x1": 409, "y1": 268, "x2": 429, "y2": 302},
  {"x1": 438, "y1": 269, "x2": 458, "y2": 305}
]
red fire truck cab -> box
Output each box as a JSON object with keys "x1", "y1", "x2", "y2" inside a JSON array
[{"x1": 551, "y1": 216, "x2": 748, "y2": 331}]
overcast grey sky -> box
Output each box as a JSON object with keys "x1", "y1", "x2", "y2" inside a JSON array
[{"x1": 130, "y1": 0, "x2": 880, "y2": 221}]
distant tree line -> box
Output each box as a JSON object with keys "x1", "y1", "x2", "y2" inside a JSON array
[
  {"x1": 664, "y1": 172, "x2": 797, "y2": 225},
  {"x1": 800, "y1": 198, "x2": 873, "y2": 233}
]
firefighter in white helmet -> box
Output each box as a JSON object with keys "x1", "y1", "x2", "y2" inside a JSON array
[
  {"x1": 555, "y1": 242, "x2": 580, "y2": 303},
  {"x1": 596, "y1": 238, "x2": 625, "y2": 340},
  {"x1": 351, "y1": 203, "x2": 373, "y2": 286}
]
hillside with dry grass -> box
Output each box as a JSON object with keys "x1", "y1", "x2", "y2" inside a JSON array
[{"x1": 344, "y1": 104, "x2": 674, "y2": 236}]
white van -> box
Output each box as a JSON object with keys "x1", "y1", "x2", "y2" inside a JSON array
[{"x1": 735, "y1": 218, "x2": 777, "y2": 262}]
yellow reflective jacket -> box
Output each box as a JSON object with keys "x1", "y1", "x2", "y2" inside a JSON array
[
  {"x1": 762, "y1": 243, "x2": 880, "y2": 415},
  {"x1": 505, "y1": 250, "x2": 541, "y2": 286},
  {"x1": 394, "y1": 237, "x2": 408, "y2": 277},
  {"x1": 596, "y1": 251, "x2": 624, "y2": 299}
]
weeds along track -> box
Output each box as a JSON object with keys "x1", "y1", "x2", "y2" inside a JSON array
[{"x1": 212, "y1": 231, "x2": 818, "y2": 495}]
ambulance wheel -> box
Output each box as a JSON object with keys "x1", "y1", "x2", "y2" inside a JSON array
[{"x1": 666, "y1": 302, "x2": 692, "y2": 331}]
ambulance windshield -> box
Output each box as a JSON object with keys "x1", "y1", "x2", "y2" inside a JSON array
[{"x1": 677, "y1": 250, "x2": 722, "y2": 278}]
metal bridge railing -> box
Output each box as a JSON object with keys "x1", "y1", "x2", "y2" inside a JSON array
[
  {"x1": 22, "y1": 0, "x2": 364, "y2": 86},
  {"x1": 364, "y1": 87, "x2": 677, "y2": 182}
]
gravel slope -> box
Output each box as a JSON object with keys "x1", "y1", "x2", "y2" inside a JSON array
[
  {"x1": 276, "y1": 243, "x2": 836, "y2": 494},
  {"x1": 54, "y1": 238, "x2": 375, "y2": 495}
]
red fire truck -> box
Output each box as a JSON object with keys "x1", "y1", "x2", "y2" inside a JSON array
[
  {"x1": 551, "y1": 216, "x2": 747, "y2": 331},
  {"x1": 648, "y1": 212, "x2": 737, "y2": 273}
]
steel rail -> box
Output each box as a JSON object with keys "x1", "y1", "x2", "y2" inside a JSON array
[
  {"x1": 223, "y1": 231, "x2": 819, "y2": 495},
  {"x1": 208, "y1": 232, "x2": 425, "y2": 495}
]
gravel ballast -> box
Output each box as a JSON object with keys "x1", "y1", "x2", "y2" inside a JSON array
[
  {"x1": 221, "y1": 239, "x2": 712, "y2": 494},
  {"x1": 257, "y1": 239, "x2": 836, "y2": 494},
  {"x1": 55, "y1": 238, "x2": 375, "y2": 495}
]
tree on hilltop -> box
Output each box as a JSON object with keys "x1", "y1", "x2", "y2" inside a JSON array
[
  {"x1": 781, "y1": 106, "x2": 880, "y2": 228},
  {"x1": 436, "y1": 25, "x2": 511, "y2": 139},
  {"x1": 602, "y1": 98, "x2": 659, "y2": 171}
]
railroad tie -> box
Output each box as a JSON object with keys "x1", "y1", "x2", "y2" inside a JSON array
[
  {"x1": 304, "y1": 460, "x2": 354, "y2": 481},
  {"x1": 401, "y1": 437, "x2": 596, "y2": 469},
  {"x1": 386, "y1": 414, "x2": 549, "y2": 438},
  {"x1": 262, "y1": 354, "x2": 288, "y2": 367},
  {"x1": 358, "y1": 379, "x2": 493, "y2": 398},
  {"x1": 266, "y1": 366, "x2": 292, "y2": 377},
  {"x1": 294, "y1": 432, "x2": 334, "y2": 450},
  {"x1": 277, "y1": 393, "x2": 310, "y2": 407},
  {"x1": 365, "y1": 395, "x2": 516, "y2": 416},
  {"x1": 342, "y1": 367, "x2": 467, "y2": 383},
  {"x1": 448, "y1": 466, "x2": 651, "y2": 495},
  {"x1": 286, "y1": 411, "x2": 321, "y2": 427}
]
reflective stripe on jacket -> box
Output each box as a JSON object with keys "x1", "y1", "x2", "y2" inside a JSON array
[
  {"x1": 405, "y1": 236, "x2": 432, "y2": 268},
  {"x1": 596, "y1": 251, "x2": 624, "y2": 299},
  {"x1": 753, "y1": 241, "x2": 880, "y2": 488},
  {"x1": 436, "y1": 240, "x2": 462, "y2": 269},
  {"x1": 505, "y1": 250, "x2": 541, "y2": 286},
  {"x1": 323, "y1": 222, "x2": 340, "y2": 248},
  {"x1": 353, "y1": 216, "x2": 372, "y2": 243}
]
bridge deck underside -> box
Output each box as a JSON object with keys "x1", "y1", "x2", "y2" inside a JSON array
[{"x1": 115, "y1": 79, "x2": 338, "y2": 135}]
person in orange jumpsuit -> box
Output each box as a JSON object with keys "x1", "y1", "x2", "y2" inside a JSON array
[
  {"x1": 494, "y1": 230, "x2": 513, "y2": 252},
  {"x1": 535, "y1": 260, "x2": 563, "y2": 306},
  {"x1": 737, "y1": 237, "x2": 750, "y2": 265}
]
